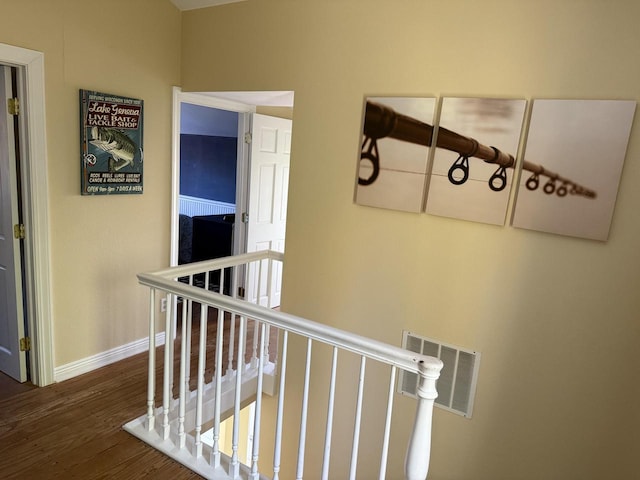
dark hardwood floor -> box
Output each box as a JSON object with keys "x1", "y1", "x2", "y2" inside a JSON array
[
  {"x1": 0, "y1": 371, "x2": 36, "y2": 400},
  {"x1": 0, "y1": 310, "x2": 277, "y2": 479},
  {"x1": 0, "y1": 346, "x2": 202, "y2": 479}
]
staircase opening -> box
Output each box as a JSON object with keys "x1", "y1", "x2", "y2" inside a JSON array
[{"x1": 202, "y1": 401, "x2": 256, "y2": 465}]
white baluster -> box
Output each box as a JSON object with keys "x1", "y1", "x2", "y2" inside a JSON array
[
  {"x1": 379, "y1": 366, "x2": 397, "y2": 480},
  {"x1": 257, "y1": 258, "x2": 264, "y2": 305},
  {"x1": 272, "y1": 330, "x2": 289, "y2": 480},
  {"x1": 263, "y1": 324, "x2": 272, "y2": 364},
  {"x1": 266, "y1": 257, "x2": 274, "y2": 308},
  {"x1": 321, "y1": 347, "x2": 338, "y2": 480},
  {"x1": 296, "y1": 338, "x2": 313, "y2": 480},
  {"x1": 349, "y1": 356, "x2": 367, "y2": 480},
  {"x1": 162, "y1": 290, "x2": 173, "y2": 440},
  {"x1": 184, "y1": 275, "x2": 194, "y2": 399},
  {"x1": 220, "y1": 267, "x2": 226, "y2": 295},
  {"x1": 192, "y1": 302, "x2": 208, "y2": 457},
  {"x1": 251, "y1": 319, "x2": 259, "y2": 369},
  {"x1": 229, "y1": 316, "x2": 247, "y2": 479},
  {"x1": 404, "y1": 360, "x2": 442, "y2": 480},
  {"x1": 168, "y1": 293, "x2": 176, "y2": 407},
  {"x1": 146, "y1": 288, "x2": 156, "y2": 431},
  {"x1": 177, "y1": 294, "x2": 191, "y2": 449},
  {"x1": 227, "y1": 313, "x2": 236, "y2": 377},
  {"x1": 211, "y1": 307, "x2": 225, "y2": 468},
  {"x1": 249, "y1": 323, "x2": 266, "y2": 480},
  {"x1": 227, "y1": 269, "x2": 238, "y2": 377},
  {"x1": 232, "y1": 264, "x2": 239, "y2": 299},
  {"x1": 131, "y1": 252, "x2": 451, "y2": 480}
]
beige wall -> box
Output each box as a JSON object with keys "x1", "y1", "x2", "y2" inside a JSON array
[
  {"x1": 256, "y1": 105, "x2": 293, "y2": 120},
  {"x1": 1, "y1": 0, "x2": 180, "y2": 366},
  {"x1": 182, "y1": 1, "x2": 640, "y2": 479}
]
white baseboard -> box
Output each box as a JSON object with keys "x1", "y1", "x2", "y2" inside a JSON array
[{"x1": 53, "y1": 332, "x2": 165, "y2": 383}]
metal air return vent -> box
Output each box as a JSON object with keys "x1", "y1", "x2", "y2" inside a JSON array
[{"x1": 399, "y1": 331, "x2": 481, "y2": 418}]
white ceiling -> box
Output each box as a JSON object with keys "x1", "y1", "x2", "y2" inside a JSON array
[{"x1": 170, "y1": 0, "x2": 246, "y2": 11}]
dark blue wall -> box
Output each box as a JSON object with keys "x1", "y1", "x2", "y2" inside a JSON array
[{"x1": 179, "y1": 134, "x2": 237, "y2": 203}]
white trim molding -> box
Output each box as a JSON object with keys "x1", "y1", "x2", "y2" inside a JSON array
[
  {"x1": 54, "y1": 333, "x2": 166, "y2": 383},
  {"x1": 0, "y1": 43, "x2": 54, "y2": 386},
  {"x1": 179, "y1": 90, "x2": 256, "y2": 113}
]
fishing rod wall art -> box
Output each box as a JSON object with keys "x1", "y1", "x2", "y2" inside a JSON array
[
  {"x1": 511, "y1": 99, "x2": 635, "y2": 241},
  {"x1": 354, "y1": 96, "x2": 636, "y2": 241}
]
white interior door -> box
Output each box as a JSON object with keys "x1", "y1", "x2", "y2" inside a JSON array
[
  {"x1": 0, "y1": 65, "x2": 27, "y2": 382},
  {"x1": 245, "y1": 113, "x2": 292, "y2": 307}
]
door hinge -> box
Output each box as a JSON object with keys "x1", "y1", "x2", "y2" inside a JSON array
[
  {"x1": 13, "y1": 223, "x2": 25, "y2": 240},
  {"x1": 244, "y1": 132, "x2": 252, "y2": 144},
  {"x1": 241, "y1": 212, "x2": 249, "y2": 223},
  {"x1": 20, "y1": 337, "x2": 31, "y2": 352},
  {"x1": 7, "y1": 98, "x2": 19, "y2": 116}
]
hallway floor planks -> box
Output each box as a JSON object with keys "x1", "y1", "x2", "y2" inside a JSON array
[
  {"x1": 0, "y1": 305, "x2": 279, "y2": 479},
  {"x1": 0, "y1": 346, "x2": 201, "y2": 479}
]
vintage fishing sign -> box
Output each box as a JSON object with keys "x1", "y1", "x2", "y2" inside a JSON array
[{"x1": 80, "y1": 89, "x2": 144, "y2": 195}]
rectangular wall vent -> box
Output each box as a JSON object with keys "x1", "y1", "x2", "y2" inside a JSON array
[{"x1": 399, "y1": 331, "x2": 481, "y2": 418}]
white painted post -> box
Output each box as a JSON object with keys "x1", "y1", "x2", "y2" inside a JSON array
[
  {"x1": 162, "y1": 290, "x2": 173, "y2": 440},
  {"x1": 404, "y1": 360, "x2": 442, "y2": 480},
  {"x1": 192, "y1": 302, "x2": 208, "y2": 457},
  {"x1": 348, "y1": 356, "x2": 367, "y2": 479},
  {"x1": 211, "y1": 307, "x2": 225, "y2": 468},
  {"x1": 251, "y1": 319, "x2": 259, "y2": 369},
  {"x1": 272, "y1": 330, "x2": 289, "y2": 480},
  {"x1": 257, "y1": 258, "x2": 264, "y2": 305},
  {"x1": 227, "y1": 313, "x2": 236, "y2": 377},
  {"x1": 296, "y1": 338, "x2": 313, "y2": 480},
  {"x1": 321, "y1": 347, "x2": 338, "y2": 480},
  {"x1": 251, "y1": 260, "x2": 262, "y2": 368},
  {"x1": 263, "y1": 324, "x2": 272, "y2": 364},
  {"x1": 229, "y1": 316, "x2": 247, "y2": 479},
  {"x1": 182, "y1": 275, "x2": 194, "y2": 404},
  {"x1": 249, "y1": 323, "x2": 266, "y2": 480},
  {"x1": 379, "y1": 367, "x2": 397, "y2": 480},
  {"x1": 266, "y1": 257, "x2": 273, "y2": 310},
  {"x1": 146, "y1": 289, "x2": 156, "y2": 431},
  {"x1": 177, "y1": 294, "x2": 191, "y2": 449},
  {"x1": 227, "y1": 268, "x2": 239, "y2": 377}
]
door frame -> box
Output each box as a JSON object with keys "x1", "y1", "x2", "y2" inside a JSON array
[{"x1": 0, "y1": 43, "x2": 54, "y2": 386}]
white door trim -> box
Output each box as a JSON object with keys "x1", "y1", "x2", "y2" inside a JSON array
[
  {"x1": 0, "y1": 43, "x2": 54, "y2": 386},
  {"x1": 170, "y1": 86, "x2": 182, "y2": 267}
]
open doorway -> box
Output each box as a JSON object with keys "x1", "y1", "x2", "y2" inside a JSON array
[
  {"x1": 171, "y1": 89, "x2": 294, "y2": 300},
  {"x1": 0, "y1": 64, "x2": 29, "y2": 384},
  {"x1": 177, "y1": 104, "x2": 239, "y2": 266}
]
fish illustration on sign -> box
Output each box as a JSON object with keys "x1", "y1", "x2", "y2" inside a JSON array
[{"x1": 89, "y1": 126, "x2": 139, "y2": 172}]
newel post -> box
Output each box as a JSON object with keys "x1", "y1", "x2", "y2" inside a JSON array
[{"x1": 404, "y1": 359, "x2": 443, "y2": 480}]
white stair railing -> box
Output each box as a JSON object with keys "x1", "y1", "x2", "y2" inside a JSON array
[{"x1": 124, "y1": 251, "x2": 443, "y2": 480}]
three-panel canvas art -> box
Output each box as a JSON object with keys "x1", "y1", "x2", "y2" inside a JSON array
[{"x1": 355, "y1": 96, "x2": 636, "y2": 241}]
